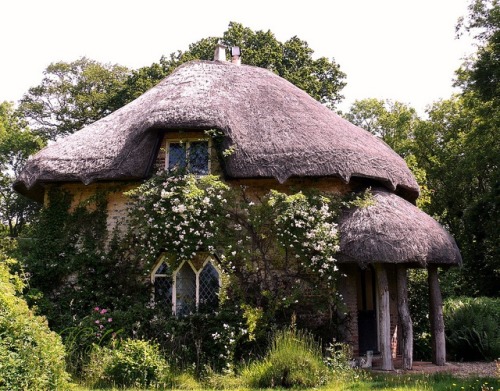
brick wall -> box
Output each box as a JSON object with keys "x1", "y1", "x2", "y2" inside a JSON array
[{"x1": 338, "y1": 264, "x2": 359, "y2": 356}]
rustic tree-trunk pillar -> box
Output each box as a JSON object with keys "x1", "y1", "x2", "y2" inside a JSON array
[
  {"x1": 375, "y1": 263, "x2": 393, "y2": 370},
  {"x1": 428, "y1": 265, "x2": 446, "y2": 366},
  {"x1": 396, "y1": 265, "x2": 413, "y2": 370}
]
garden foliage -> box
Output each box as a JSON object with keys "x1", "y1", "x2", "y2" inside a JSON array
[
  {"x1": 62, "y1": 306, "x2": 121, "y2": 375},
  {"x1": 19, "y1": 172, "x2": 370, "y2": 376},
  {"x1": 0, "y1": 240, "x2": 70, "y2": 390},
  {"x1": 242, "y1": 327, "x2": 330, "y2": 388},
  {"x1": 444, "y1": 296, "x2": 500, "y2": 361},
  {"x1": 86, "y1": 338, "x2": 171, "y2": 388}
]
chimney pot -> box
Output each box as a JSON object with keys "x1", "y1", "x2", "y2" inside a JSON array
[
  {"x1": 231, "y1": 46, "x2": 241, "y2": 65},
  {"x1": 213, "y1": 43, "x2": 227, "y2": 62}
]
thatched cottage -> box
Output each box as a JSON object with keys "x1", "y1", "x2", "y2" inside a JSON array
[{"x1": 15, "y1": 47, "x2": 461, "y2": 370}]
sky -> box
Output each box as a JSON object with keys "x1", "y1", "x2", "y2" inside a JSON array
[{"x1": 1, "y1": 0, "x2": 476, "y2": 115}]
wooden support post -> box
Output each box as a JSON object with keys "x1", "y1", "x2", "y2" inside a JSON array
[
  {"x1": 375, "y1": 263, "x2": 393, "y2": 370},
  {"x1": 396, "y1": 265, "x2": 413, "y2": 370},
  {"x1": 428, "y1": 265, "x2": 446, "y2": 366}
]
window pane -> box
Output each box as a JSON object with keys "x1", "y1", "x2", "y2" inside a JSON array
[
  {"x1": 154, "y1": 276, "x2": 173, "y2": 311},
  {"x1": 168, "y1": 143, "x2": 187, "y2": 171},
  {"x1": 189, "y1": 141, "x2": 209, "y2": 175},
  {"x1": 153, "y1": 262, "x2": 173, "y2": 313},
  {"x1": 155, "y1": 262, "x2": 170, "y2": 275},
  {"x1": 176, "y1": 262, "x2": 196, "y2": 316},
  {"x1": 199, "y1": 262, "x2": 219, "y2": 311}
]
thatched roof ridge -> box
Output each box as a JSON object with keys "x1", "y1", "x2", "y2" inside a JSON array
[
  {"x1": 338, "y1": 189, "x2": 462, "y2": 266},
  {"x1": 15, "y1": 60, "x2": 419, "y2": 201}
]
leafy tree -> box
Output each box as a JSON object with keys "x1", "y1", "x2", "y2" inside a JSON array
[
  {"x1": 221, "y1": 22, "x2": 346, "y2": 107},
  {"x1": 344, "y1": 99, "x2": 431, "y2": 207},
  {"x1": 414, "y1": 94, "x2": 499, "y2": 297},
  {"x1": 117, "y1": 62, "x2": 170, "y2": 105},
  {"x1": 123, "y1": 22, "x2": 346, "y2": 109},
  {"x1": 19, "y1": 57, "x2": 130, "y2": 140},
  {"x1": 456, "y1": 0, "x2": 500, "y2": 102},
  {"x1": 412, "y1": 0, "x2": 500, "y2": 297},
  {"x1": 0, "y1": 102, "x2": 44, "y2": 237},
  {"x1": 344, "y1": 98, "x2": 419, "y2": 157}
]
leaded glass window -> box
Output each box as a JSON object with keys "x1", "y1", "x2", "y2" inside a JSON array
[
  {"x1": 152, "y1": 255, "x2": 220, "y2": 316},
  {"x1": 176, "y1": 262, "x2": 196, "y2": 316},
  {"x1": 153, "y1": 261, "x2": 173, "y2": 314},
  {"x1": 199, "y1": 262, "x2": 219, "y2": 310},
  {"x1": 168, "y1": 143, "x2": 187, "y2": 171},
  {"x1": 189, "y1": 141, "x2": 209, "y2": 175},
  {"x1": 166, "y1": 140, "x2": 209, "y2": 174}
]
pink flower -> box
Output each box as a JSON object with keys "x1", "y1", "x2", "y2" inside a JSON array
[
  {"x1": 108, "y1": 318, "x2": 113, "y2": 323},
  {"x1": 100, "y1": 309, "x2": 108, "y2": 315},
  {"x1": 95, "y1": 320, "x2": 100, "y2": 324},
  {"x1": 99, "y1": 324, "x2": 104, "y2": 329},
  {"x1": 94, "y1": 307, "x2": 100, "y2": 312}
]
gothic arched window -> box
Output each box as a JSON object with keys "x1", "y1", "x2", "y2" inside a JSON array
[{"x1": 152, "y1": 254, "x2": 220, "y2": 316}]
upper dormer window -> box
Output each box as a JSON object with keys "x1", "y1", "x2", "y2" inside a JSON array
[{"x1": 166, "y1": 140, "x2": 210, "y2": 175}]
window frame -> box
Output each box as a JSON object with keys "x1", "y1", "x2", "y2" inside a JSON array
[
  {"x1": 164, "y1": 138, "x2": 212, "y2": 175},
  {"x1": 151, "y1": 254, "x2": 221, "y2": 316}
]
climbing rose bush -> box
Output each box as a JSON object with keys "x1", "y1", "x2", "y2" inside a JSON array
[
  {"x1": 127, "y1": 174, "x2": 229, "y2": 268},
  {"x1": 271, "y1": 191, "x2": 340, "y2": 284},
  {"x1": 126, "y1": 172, "x2": 342, "y2": 288}
]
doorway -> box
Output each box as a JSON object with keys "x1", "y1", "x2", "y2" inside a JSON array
[{"x1": 357, "y1": 266, "x2": 378, "y2": 354}]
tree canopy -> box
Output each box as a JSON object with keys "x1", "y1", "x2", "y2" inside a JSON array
[
  {"x1": 413, "y1": 94, "x2": 499, "y2": 296},
  {"x1": 0, "y1": 102, "x2": 44, "y2": 237},
  {"x1": 19, "y1": 57, "x2": 130, "y2": 140},
  {"x1": 419, "y1": 0, "x2": 499, "y2": 296},
  {"x1": 127, "y1": 22, "x2": 346, "y2": 107},
  {"x1": 344, "y1": 98, "x2": 418, "y2": 157}
]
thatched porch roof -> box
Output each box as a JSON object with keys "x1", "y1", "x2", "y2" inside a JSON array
[
  {"x1": 15, "y1": 60, "x2": 419, "y2": 202},
  {"x1": 339, "y1": 189, "x2": 462, "y2": 266}
]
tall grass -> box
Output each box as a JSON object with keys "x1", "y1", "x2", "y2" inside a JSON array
[
  {"x1": 242, "y1": 327, "x2": 330, "y2": 388},
  {"x1": 366, "y1": 372, "x2": 499, "y2": 391}
]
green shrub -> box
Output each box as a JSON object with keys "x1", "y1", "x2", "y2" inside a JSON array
[
  {"x1": 408, "y1": 269, "x2": 432, "y2": 360},
  {"x1": 324, "y1": 340, "x2": 354, "y2": 372},
  {"x1": 444, "y1": 296, "x2": 500, "y2": 360},
  {"x1": 0, "y1": 257, "x2": 70, "y2": 390},
  {"x1": 85, "y1": 338, "x2": 171, "y2": 388},
  {"x1": 242, "y1": 327, "x2": 329, "y2": 388},
  {"x1": 62, "y1": 306, "x2": 122, "y2": 375}
]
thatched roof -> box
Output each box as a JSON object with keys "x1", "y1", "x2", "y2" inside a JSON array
[
  {"x1": 15, "y1": 60, "x2": 419, "y2": 202},
  {"x1": 339, "y1": 189, "x2": 462, "y2": 266}
]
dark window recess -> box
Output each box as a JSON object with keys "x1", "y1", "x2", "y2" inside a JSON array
[{"x1": 152, "y1": 257, "x2": 220, "y2": 316}]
